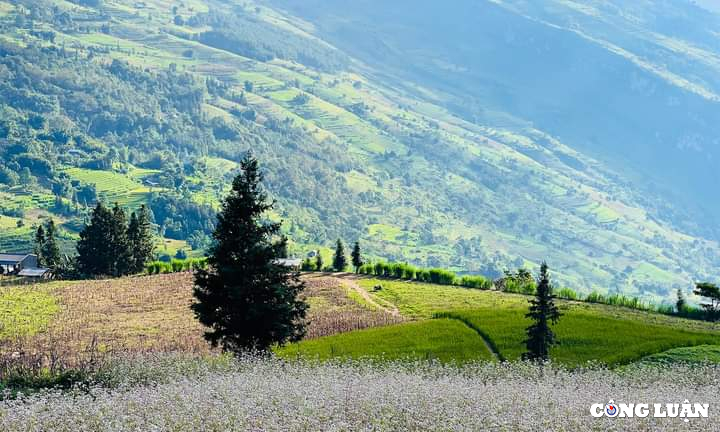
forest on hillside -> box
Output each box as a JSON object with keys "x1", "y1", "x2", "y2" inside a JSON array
[{"x1": 0, "y1": 0, "x2": 719, "y2": 302}]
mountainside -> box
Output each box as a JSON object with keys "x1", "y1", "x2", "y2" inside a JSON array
[{"x1": 0, "y1": 0, "x2": 719, "y2": 301}]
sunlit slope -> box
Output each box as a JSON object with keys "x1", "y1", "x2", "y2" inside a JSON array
[{"x1": 0, "y1": 0, "x2": 718, "y2": 301}]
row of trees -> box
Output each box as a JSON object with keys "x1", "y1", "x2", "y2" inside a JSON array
[
  {"x1": 302, "y1": 239, "x2": 363, "y2": 273},
  {"x1": 34, "y1": 219, "x2": 61, "y2": 270},
  {"x1": 75, "y1": 203, "x2": 155, "y2": 277}
]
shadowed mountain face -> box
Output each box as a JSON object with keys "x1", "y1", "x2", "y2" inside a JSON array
[{"x1": 270, "y1": 0, "x2": 720, "y2": 231}]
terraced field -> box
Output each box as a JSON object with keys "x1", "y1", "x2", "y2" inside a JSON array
[{"x1": 63, "y1": 168, "x2": 159, "y2": 208}]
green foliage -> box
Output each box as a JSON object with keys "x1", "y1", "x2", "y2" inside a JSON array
[
  {"x1": 457, "y1": 275, "x2": 493, "y2": 290},
  {"x1": 441, "y1": 308, "x2": 720, "y2": 366},
  {"x1": 0, "y1": 287, "x2": 59, "y2": 339},
  {"x1": 301, "y1": 258, "x2": 317, "y2": 271},
  {"x1": 351, "y1": 241, "x2": 363, "y2": 273},
  {"x1": 191, "y1": 10, "x2": 348, "y2": 71},
  {"x1": 146, "y1": 258, "x2": 208, "y2": 274},
  {"x1": 332, "y1": 239, "x2": 347, "y2": 272},
  {"x1": 41, "y1": 219, "x2": 61, "y2": 270},
  {"x1": 0, "y1": 0, "x2": 717, "y2": 306},
  {"x1": 276, "y1": 319, "x2": 495, "y2": 363},
  {"x1": 523, "y1": 263, "x2": 561, "y2": 362},
  {"x1": 639, "y1": 345, "x2": 720, "y2": 365},
  {"x1": 694, "y1": 282, "x2": 720, "y2": 321},
  {"x1": 76, "y1": 202, "x2": 152, "y2": 277},
  {"x1": 557, "y1": 287, "x2": 578, "y2": 300},
  {"x1": 76, "y1": 202, "x2": 122, "y2": 277},
  {"x1": 127, "y1": 205, "x2": 155, "y2": 274},
  {"x1": 357, "y1": 260, "x2": 494, "y2": 289},
  {"x1": 192, "y1": 154, "x2": 308, "y2": 353}
]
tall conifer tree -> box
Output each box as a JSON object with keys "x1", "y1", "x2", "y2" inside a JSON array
[
  {"x1": 110, "y1": 203, "x2": 131, "y2": 276},
  {"x1": 77, "y1": 202, "x2": 115, "y2": 276},
  {"x1": 523, "y1": 262, "x2": 561, "y2": 362},
  {"x1": 42, "y1": 219, "x2": 61, "y2": 270},
  {"x1": 192, "y1": 153, "x2": 307, "y2": 353},
  {"x1": 34, "y1": 224, "x2": 45, "y2": 266},
  {"x1": 351, "y1": 241, "x2": 363, "y2": 273},
  {"x1": 128, "y1": 205, "x2": 155, "y2": 273},
  {"x1": 315, "y1": 252, "x2": 324, "y2": 272},
  {"x1": 332, "y1": 239, "x2": 347, "y2": 272}
]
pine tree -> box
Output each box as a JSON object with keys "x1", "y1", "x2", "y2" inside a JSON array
[
  {"x1": 351, "y1": 241, "x2": 363, "y2": 273},
  {"x1": 34, "y1": 224, "x2": 46, "y2": 266},
  {"x1": 42, "y1": 219, "x2": 61, "y2": 270},
  {"x1": 127, "y1": 205, "x2": 155, "y2": 274},
  {"x1": 676, "y1": 289, "x2": 687, "y2": 315},
  {"x1": 332, "y1": 239, "x2": 347, "y2": 272},
  {"x1": 77, "y1": 202, "x2": 116, "y2": 276},
  {"x1": 191, "y1": 153, "x2": 308, "y2": 353},
  {"x1": 278, "y1": 235, "x2": 289, "y2": 258},
  {"x1": 110, "y1": 203, "x2": 132, "y2": 277},
  {"x1": 523, "y1": 262, "x2": 561, "y2": 362},
  {"x1": 315, "y1": 252, "x2": 324, "y2": 271}
]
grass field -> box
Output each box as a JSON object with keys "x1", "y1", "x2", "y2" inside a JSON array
[
  {"x1": 1, "y1": 274, "x2": 719, "y2": 368},
  {"x1": 639, "y1": 344, "x2": 720, "y2": 364},
  {"x1": 283, "y1": 277, "x2": 720, "y2": 366},
  {"x1": 0, "y1": 286, "x2": 58, "y2": 339},
  {"x1": 277, "y1": 319, "x2": 494, "y2": 362},
  {"x1": 440, "y1": 308, "x2": 720, "y2": 366}
]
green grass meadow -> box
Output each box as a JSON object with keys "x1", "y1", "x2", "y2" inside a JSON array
[
  {"x1": 0, "y1": 287, "x2": 59, "y2": 339},
  {"x1": 277, "y1": 318, "x2": 495, "y2": 362},
  {"x1": 282, "y1": 278, "x2": 720, "y2": 366}
]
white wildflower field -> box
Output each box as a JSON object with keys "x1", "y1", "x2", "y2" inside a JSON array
[{"x1": 0, "y1": 355, "x2": 717, "y2": 431}]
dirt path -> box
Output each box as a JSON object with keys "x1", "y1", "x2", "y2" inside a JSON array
[
  {"x1": 309, "y1": 273, "x2": 500, "y2": 361},
  {"x1": 332, "y1": 274, "x2": 402, "y2": 318}
]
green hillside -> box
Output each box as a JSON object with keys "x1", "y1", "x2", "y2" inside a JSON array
[{"x1": 0, "y1": 0, "x2": 718, "y2": 301}]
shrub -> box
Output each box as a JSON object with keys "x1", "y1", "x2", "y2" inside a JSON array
[
  {"x1": 457, "y1": 275, "x2": 492, "y2": 290},
  {"x1": 374, "y1": 262, "x2": 385, "y2": 276},
  {"x1": 557, "y1": 287, "x2": 578, "y2": 300},
  {"x1": 301, "y1": 259, "x2": 316, "y2": 271},
  {"x1": 146, "y1": 258, "x2": 204, "y2": 275},
  {"x1": 358, "y1": 263, "x2": 373, "y2": 275},
  {"x1": 427, "y1": 268, "x2": 455, "y2": 285},
  {"x1": 415, "y1": 270, "x2": 431, "y2": 283},
  {"x1": 171, "y1": 259, "x2": 184, "y2": 273},
  {"x1": 585, "y1": 291, "x2": 604, "y2": 304}
]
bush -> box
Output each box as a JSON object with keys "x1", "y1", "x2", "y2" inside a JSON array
[
  {"x1": 358, "y1": 263, "x2": 374, "y2": 275},
  {"x1": 427, "y1": 268, "x2": 456, "y2": 285},
  {"x1": 171, "y1": 259, "x2": 184, "y2": 273},
  {"x1": 557, "y1": 287, "x2": 578, "y2": 300},
  {"x1": 457, "y1": 275, "x2": 492, "y2": 290},
  {"x1": 503, "y1": 278, "x2": 536, "y2": 295},
  {"x1": 145, "y1": 258, "x2": 205, "y2": 275},
  {"x1": 302, "y1": 258, "x2": 317, "y2": 271}
]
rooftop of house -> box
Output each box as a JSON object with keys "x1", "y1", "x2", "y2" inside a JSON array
[
  {"x1": 0, "y1": 253, "x2": 33, "y2": 264},
  {"x1": 17, "y1": 268, "x2": 50, "y2": 277},
  {"x1": 275, "y1": 258, "x2": 302, "y2": 267}
]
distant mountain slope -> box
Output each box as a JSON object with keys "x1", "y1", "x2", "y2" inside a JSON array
[
  {"x1": 270, "y1": 0, "x2": 720, "y2": 235},
  {"x1": 0, "y1": 0, "x2": 718, "y2": 302}
]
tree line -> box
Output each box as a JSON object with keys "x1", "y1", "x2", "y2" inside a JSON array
[{"x1": 32, "y1": 203, "x2": 156, "y2": 278}]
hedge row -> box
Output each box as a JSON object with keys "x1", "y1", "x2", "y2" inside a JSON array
[
  {"x1": 356, "y1": 261, "x2": 492, "y2": 289},
  {"x1": 145, "y1": 258, "x2": 208, "y2": 274}
]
